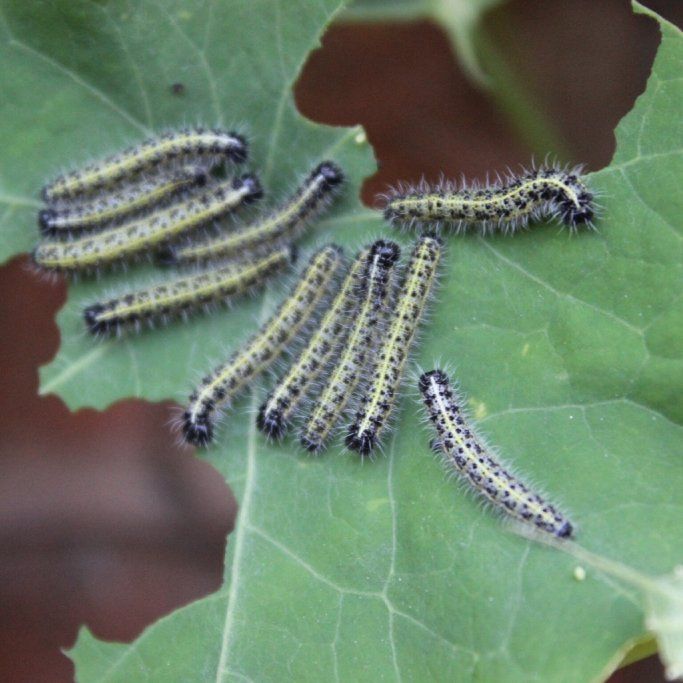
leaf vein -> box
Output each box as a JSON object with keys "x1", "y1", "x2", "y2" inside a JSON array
[
  {"x1": 479, "y1": 239, "x2": 646, "y2": 336},
  {"x1": 5, "y1": 34, "x2": 148, "y2": 134},
  {"x1": 214, "y1": 389, "x2": 260, "y2": 682}
]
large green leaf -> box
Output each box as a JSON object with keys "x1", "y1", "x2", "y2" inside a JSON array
[
  {"x1": 1, "y1": 0, "x2": 681, "y2": 680},
  {"x1": 10, "y1": 0, "x2": 377, "y2": 406}
]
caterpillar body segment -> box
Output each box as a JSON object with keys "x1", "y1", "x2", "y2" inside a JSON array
[
  {"x1": 83, "y1": 245, "x2": 293, "y2": 336},
  {"x1": 161, "y1": 161, "x2": 345, "y2": 265},
  {"x1": 419, "y1": 369, "x2": 574, "y2": 538},
  {"x1": 257, "y1": 245, "x2": 365, "y2": 441},
  {"x1": 38, "y1": 166, "x2": 209, "y2": 238},
  {"x1": 183, "y1": 245, "x2": 345, "y2": 447},
  {"x1": 42, "y1": 128, "x2": 247, "y2": 203},
  {"x1": 346, "y1": 235, "x2": 442, "y2": 456},
  {"x1": 300, "y1": 240, "x2": 401, "y2": 454},
  {"x1": 33, "y1": 174, "x2": 261, "y2": 274}
]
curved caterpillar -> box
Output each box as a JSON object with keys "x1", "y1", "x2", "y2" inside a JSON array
[
  {"x1": 83, "y1": 245, "x2": 292, "y2": 336},
  {"x1": 419, "y1": 369, "x2": 573, "y2": 538},
  {"x1": 32, "y1": 174, "x2": 261, "y2": 274},
  {"x1": 160, "y1": 161, "x2": 344, "y2": 264},
  {"x1": 381, "y1": 163, "x2": 594, "y2": 232},
  {"x1": 300, "y1": 240, "x2": 400, "y2": 454},
  {"x1": 42, "y1": 127, "x2": 247, "y2": 202},
  {"x1": 346, "y1": 234, "x2": 441, "y2": 457},
  {"x1": 38, "y1": 166, "x2": 208, "y2": 238},
  {"x1": 257, "y1": 245, "x2": 364, "y2": 441},
  {"x1": 183, "y1": 244, "x2": 345, "y2": 447}
]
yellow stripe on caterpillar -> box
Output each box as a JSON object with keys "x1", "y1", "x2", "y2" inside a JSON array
[
  {"x1": 419, "y1": 368, "x2": 573, "y2": 539},
  {"x1": 39, "y1": 166, "x2": 208, "y2": 238},
  {"x1": 42, "y1": 127, "x2": 247, "y2": 202},
  {"x1": 33, "y1": 174, "x2": 261, "y2": 274},
  {"x1": 183, "y1": 244, "x2": 345, "y2": 447},
  {"x1": 83, "y1": 245, "x2": 292, "y2": 336},
  {"x1": 162, "y1": 161, "x2": 344, "y2": 264},
  {"x1": 346, "y1": 234, "x2": 441, "y2": 456},
  {"x1": 257, "y1": 244, "x2": 365, "y2": 441},
  {"x1": 300, "y1": 240, "x2": 400, "y2": 454}
]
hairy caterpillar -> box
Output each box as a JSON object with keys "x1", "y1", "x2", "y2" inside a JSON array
[
  {"x1": 300, "y1": 240, "x2": 400, "y2": 454},
  {"x1": 182, "y1": 244, "x2": 345, "y2": 447},
  {"x1": 83, "y1": 245, "x2": 293, "y2": 336},
  {"x1": 42, "y1": 127, "x2": 247, "y2": 202},
  {"x1": 257, "y1": 245, "x2": 365, "y2": 441},
  {"x1": 346, "y1": 235, "x2": 441, "y2": 456},
  {"x1": 419, "y1": 369, "x2": 573, "y2": 538},
  {"x1": 381, "y1": 163, "x2": 594, "y2": 232},
  {"x1": 38, "y1": 166, "x2": 208, "y2": 238},
  {"x1": 160, "y1": 161, "x2": 345, "y2": 264},
  {"x1": 32, "y1": 174, "x2": 261, "y2": 274}
]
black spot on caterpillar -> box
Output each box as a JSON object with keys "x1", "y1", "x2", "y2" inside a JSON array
[
  {"x1": 381, "y1": 163, "x2": 595, "y2": 232},
  {"x1": 346, "y1": 234, "x2": 441, "y2": 457},
  {"x1": 83, "y1": 245, "x2": 293, "y2": 337},
  {"x1": 418, "y1": 368, "x2": 574, "y2": 539},
  {"x1": 159, "y1": 161, "x2": 344, "y2": 265},
  {"x1": 42, "y1": 127, "x2": 247, "y2": 202},
  {"x1": 38, "y1": 166, "x2": 208, "y2": 238},
  {"x1": 33, "y1": 174, "x2": 262, "y2": 275},
  {"x1": 300, "y1": 239, "x2": 401, "y2": 454},
  {"x1": 182, "y1": 244, "x2": 345, "y2": 447}
]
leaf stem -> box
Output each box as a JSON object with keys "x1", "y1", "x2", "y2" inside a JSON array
[{"x1": 472, "y1": 22, "x2": 572, "y2": 160}]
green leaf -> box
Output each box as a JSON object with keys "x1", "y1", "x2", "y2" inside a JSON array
[
  {"x1": 1, "y1": 0, "x2": 680, "y2": 680},
  {"x1": 342, "y1": 0, "x2": 430, "y2": 22},
  {"x1": 11, "y1": 0, "x2": 377, "y2": 408}
]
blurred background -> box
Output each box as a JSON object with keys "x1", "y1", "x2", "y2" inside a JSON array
[{"x1": 1, "y1": 1, "x2": 682, "y2": 680}]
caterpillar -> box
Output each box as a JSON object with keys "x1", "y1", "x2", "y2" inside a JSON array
[
  {"x1": 346, "y1": 234, "x2": 441, "y2": 456},
  {"x1": 182, "y1": 244, "x2": 345, "y2": 447},
  {"x1": 418, "y1": 369, "x2": 573, "y2": 538},
  {"x1": 257, "y1": 245, "x2": 364, "y2": 441},
  {"x1": 159, "y1": 161, "x2": 344, "y2": 265},
  {"x1": 32, "y1": 174, "x2": 261, "y2": 274},
  {"x1": 300, "y1": 240, "x2": 400, "y2": 454},
  {"x1": 42, "y1": 127, "x2": 247, "y2": 203},
  {"x1": 83, "y1": 245, "x2": 293, "y2": 336},
  {"x1": 381, "y1": 163, "x2": 594, "y2": 232},
  {"x1": 38, "y1": 166, "x2": 208, "y2": 238}
]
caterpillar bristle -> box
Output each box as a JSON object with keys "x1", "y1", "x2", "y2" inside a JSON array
[{"x1": 380, "y1": 162, "x2": 595, "y2": 233}]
